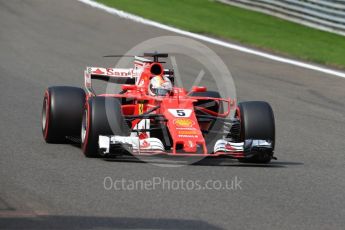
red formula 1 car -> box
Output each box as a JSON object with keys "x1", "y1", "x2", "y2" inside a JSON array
[{"x1": 42, "y1": 53, "x2": 275, "y2": 163}]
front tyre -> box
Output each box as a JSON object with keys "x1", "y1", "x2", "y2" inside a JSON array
[
  {"x1": 81, "y1": 97, "x2": 130, "y2": 157},
  {"x1": 237, "y1": 101, "x2": 275, "y2": 163}
]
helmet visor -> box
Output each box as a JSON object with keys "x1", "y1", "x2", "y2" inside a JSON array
[{"x1": 152, "y1": 88, "x2": 170, "y2": 96}]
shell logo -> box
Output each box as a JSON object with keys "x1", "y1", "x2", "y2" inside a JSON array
[{"x1": 174, "y1": 118, "x2": 194, "y2": 127}]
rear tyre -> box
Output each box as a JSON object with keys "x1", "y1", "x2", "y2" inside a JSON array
[
  {"x1": 42, "y1": 86, "x2": 85, "y2": 143},
  {"x1": 81, "y1": 97, "x2": 130, "y2": 157},
  {"x1": 190, "y1": 91, "x2": 222, "y2": 114},
  {"x1": 190, "y1": 91, "x2": 223, "y2": 153},
  {"x1": 237, "y1": 101, "x2": 275, "y2": 163}
]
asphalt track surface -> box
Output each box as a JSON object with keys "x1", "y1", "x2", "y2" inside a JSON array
[{"x1": 1, "y1": 1, "x2": 345, "y2": 229}]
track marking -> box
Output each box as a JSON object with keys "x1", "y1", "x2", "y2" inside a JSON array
[{"x1": 78, "y1": 0, "x2": 345, "y2": 79}]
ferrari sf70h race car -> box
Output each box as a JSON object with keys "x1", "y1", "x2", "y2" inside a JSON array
[{"x1": 42, "y1": 53, "x2": 275, "y2": 163}]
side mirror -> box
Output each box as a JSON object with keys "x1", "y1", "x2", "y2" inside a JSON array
[
  {"x1": 122, "y1": 84, "x2": 137, "y2": 91},
  {"x1": 191, "y1": 86, "x2": 207, "y2": 92}
]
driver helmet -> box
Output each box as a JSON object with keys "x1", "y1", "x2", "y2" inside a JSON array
[{"x1": 148, "y1": 75, "x2": 172, "y2": 96}]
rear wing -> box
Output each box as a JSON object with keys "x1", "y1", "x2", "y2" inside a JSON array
[
  {"x1": 84, "y1": 65, "x2": 175, "y2": 95},
  {"x1": 84, "y1": 67, "x2": 140, "y2": 95}
]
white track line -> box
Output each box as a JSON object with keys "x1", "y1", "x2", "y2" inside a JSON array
[{"x1": 78, "y1": 0, "x2": 345, "y2": 79}]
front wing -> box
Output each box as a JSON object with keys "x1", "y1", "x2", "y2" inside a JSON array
[{"x1": 98, "y1": 135, "x2": 273, "y2": 159}]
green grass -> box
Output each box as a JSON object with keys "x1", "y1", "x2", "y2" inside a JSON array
[{"x1": 97, "y1": 0, "x2": 345, "y2": 69}]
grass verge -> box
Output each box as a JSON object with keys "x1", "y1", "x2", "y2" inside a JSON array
[{"x1": 97, "y1": 0, "x2": 345, "y2": 69}]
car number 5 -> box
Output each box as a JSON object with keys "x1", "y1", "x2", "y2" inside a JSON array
[{"x1": 176, "y1": 110, "x2": 186, "y2": 117}]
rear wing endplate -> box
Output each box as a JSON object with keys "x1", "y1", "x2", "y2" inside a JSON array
[{"x1": 84, "y1": 67, "x2": 140, "y2": 95}]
